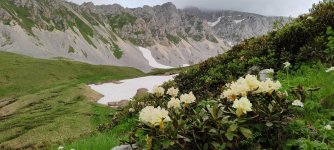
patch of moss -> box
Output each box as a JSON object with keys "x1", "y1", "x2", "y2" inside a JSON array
[
  {"x1": 108, "y1": 13, "x2": 137, "y2": 30},
  {"x1": 111, "y1": 42, "x2": 123, "y2": 59},
  {"x1": 167, "y1": 34, "x2": 181, "y2": 45},
  {"x1": 68, "y1": 46, "x2": 75, "y2": 53}
]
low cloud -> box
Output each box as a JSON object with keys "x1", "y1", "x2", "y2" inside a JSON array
[{"x1": 68, "y1": 0, "x2": 321, "y2": 17}]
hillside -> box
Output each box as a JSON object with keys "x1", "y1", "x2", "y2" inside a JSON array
[
  {"x1": 106, "y1": 1, "x2": 334, "y2": 149},
  {"x1": 0, "y1": 0, "x2": 285, "y2": 72},
  {"x1": 0, "y1": 51, "x2": 143, "y2": 149},
  {"x1": 175, "y1": 0, "x2": 334, "y2": 99}
]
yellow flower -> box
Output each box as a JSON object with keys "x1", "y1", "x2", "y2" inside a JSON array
[
  {"x1": 139, "y1": 106, "x2": 171, "y2": 126},
  {"x1": 153, "y1": 86, "x2": 165, "y2": 97},
  {"x1": 245, "y1": 74, "x2": 261, "y2": 91},
  {"x1": 180, "y1": 92, "x2": 196, "y2": 104},
  {"x1": 167, "y1": 87, "x2": 179, "y2": 97},
  {"x1": 257, "y1": 79, "x2": 282, "y2": 94},
  {"x1": 167, "y1": 97, "x2": 181, "y2": 109},
  {"x1": 232, "y1": 97, "x2": 252, "y2": 117}
]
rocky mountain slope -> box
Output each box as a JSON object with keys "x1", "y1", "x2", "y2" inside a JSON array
[{"x1": 0, "y1": 0, "x2": 286, "y2": 72}]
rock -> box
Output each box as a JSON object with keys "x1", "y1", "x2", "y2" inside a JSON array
[
  {"x1": 135, "y1": 88, "x2": 148, "y2": 97},
  {"x1": 108, "y1": 102, "x2": 118, "y2": 106},
  {"x1": 116, "y1": 100, "x2": 129, "y2": 109},
  {"x1": 107, "y1": 100, "x2": 129, "y2": 108},
  {"x1": 111, "y1": 144, "x2": 136, "y2": 150},
  {"x1": 247, "y1": 66, "x2": 261, "y2": 75},
  {"x1": 259, "y1": 69, "x2": 274, "y2": 81}
]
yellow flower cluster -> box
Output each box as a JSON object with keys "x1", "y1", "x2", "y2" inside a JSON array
[
  {"x1": 222, "y1": 74, "x2": 281, "y2": 101},
  {"x1": 153, "y1": 86, "x2": 165, "y2": 97},
  {"x1": 232, "y1": 97, "x2": 253, "y2": 117},
  {"x1": 167, "y1": 97, "x2": 181, "y2": 109},
  {"x1": 167, "y1": 87, "x2": 179, "y2": 97},
  {"x1": 180, "y1": 92, "x2": 196, "y2": 104},
  {"x1": 139, "y1": 106, "x2": 171, "y2": 126}
]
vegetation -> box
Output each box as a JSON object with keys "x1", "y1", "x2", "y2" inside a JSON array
[
  {"x1": 100, "y1": 1, "x2": 334, "y2": 149},
  {"x1": 123, "y1": 63, "x2": 334, "y2": 149},
  {"x1": 68, "y1": 17, "x2": 97, "y2": 48},
  {"x1": 0, "y1": 51, "x2": 144, "y2": 149},
  {"x1": 175, "y1": 0, "x2": 334, "y2": 99},
  {"x1": 68, "y1": 46, "x2": 75, "y2": 53},
  {"x1": 108, "y1": 13, "x2": 137, "y2": 31},
  {"x1": 111, "y1": 42, "x2": 123, "y2": 59},
  {"x1": 0, "y1": 0, "x2": 35, "y2": 35},
  {"x1": 166, "y1": 34, "x2": 181, "y2": 45}
]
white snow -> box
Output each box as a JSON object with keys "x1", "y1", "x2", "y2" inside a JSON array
[
  {"x1": 208, "y1": 16, "x2": 223, "y2": 27},
  {"x1": 138, "y1": 47, "x2": 174, "y2": 69},
  {"x1": 234, "y1": 19, "x2": 245, "y2": 24},
  {"x1": 182, "y1": 64, "x2": 190, "y2": 67},
  {"x1": 89, "y1": 75, "x2": 176, "y2": 105}
]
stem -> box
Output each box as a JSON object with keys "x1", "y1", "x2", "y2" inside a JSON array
[
  {"x1": 322, "y1": 132, "x2": 327, "y2": 143},
  {"x1": 286, "y1": 69, "x2": 290, "y2": 87}
]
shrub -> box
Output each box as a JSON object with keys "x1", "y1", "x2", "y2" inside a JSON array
[{"x1": 127, "y1": 75, "x2": 300, "y2": 149}]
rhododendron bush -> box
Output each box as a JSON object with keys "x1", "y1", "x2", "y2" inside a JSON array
[{"x1": 125, "y1": 75, "x2": 300, "y2": 149}]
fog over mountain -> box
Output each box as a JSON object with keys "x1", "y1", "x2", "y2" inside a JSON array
[{"x1": 68, "y1": 0, "x2": 320, "y2": 17}]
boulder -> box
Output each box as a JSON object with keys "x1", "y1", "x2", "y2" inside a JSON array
[
  {"x1": 259, "y1": 69, "x2": 274, "y2": 81},
  {"x1": 247, "y1": 66, "x2": 261, "y2": 75},
  {"x1": 116, "y1": 100, "x2": 129, "y2": 109},
  {"x1": 108, "y1": 102, "x2": 118, "y2": 106},
  {"x1": 135, "y1": 88, "x2": 148, "y2": 97},
  {"x1": 112, "y1": 144, "x2": 136, "y2": 150}
]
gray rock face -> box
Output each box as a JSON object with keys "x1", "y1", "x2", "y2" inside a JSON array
[
  {"x1": 184, "y1": 8, "x2": 291, "y2": 46},
  {"x1": 0, "y1": 1, "x2": 287, "y2": 72}
]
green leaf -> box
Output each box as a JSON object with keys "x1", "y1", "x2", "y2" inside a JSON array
[
  {"x1": 239, "y1": 127, "x2": 253, "y2": 139},
  {"x1": 225, "y1": 132, "x2": 235, "y2": 141},
  {"x1": 203, "y1": 143, "x2": 209, "y2": 150},
  {"x1": 266, "y1": 122, "x2": 273, "y2": 127},
  {"x1": 228, "y1": 124, "x2": 238, "y2": 132}
]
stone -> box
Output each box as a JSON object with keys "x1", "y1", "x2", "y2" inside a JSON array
[
  {"x1": 111, "y1": 144, "x2": 136, "y2": 150},
  {"x1": 259, "y1": 69, "x2": 274, "y2": 81},
  {"x1": 247, "y1": 66, "x2": 261, "y2": 75},
  {"x1": 108, "y1": 102, "x2": 118, "y2": 106},
  {"x1": 116, "y1": 100, "x2": 129, "y2": 109},
  {"x1": 135, "y1": 88, "x2": 148, "y2": 97}
]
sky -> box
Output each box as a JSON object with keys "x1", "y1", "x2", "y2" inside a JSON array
[{"x1": 67, "y1": 0, "x2": 321, "y2": 17}]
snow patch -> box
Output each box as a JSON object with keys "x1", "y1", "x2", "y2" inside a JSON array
[
  {"x1": 89, "y1": 75, "x2": 176, "y2": 104},
  {"x1": 139, "y1": 47, "x2": 173, "y2": 69},
  {"x1": 234, "y1": 19, "x2": 245, "y2": 24},
  {"x1": 208, "y1": 16, "x2": 223, "y2": 27}
]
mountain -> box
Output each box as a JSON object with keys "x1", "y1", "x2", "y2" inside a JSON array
[{"x1": 0, "y1": 0, "x2": 287, "y2": 72}]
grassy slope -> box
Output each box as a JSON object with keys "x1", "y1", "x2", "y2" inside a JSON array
[
  {"x1": 0, "y1": 51, "x2": 144, "y2": 149},
  {"x1": 277, "y1": 64, "x2": 334, "y2": 148}
]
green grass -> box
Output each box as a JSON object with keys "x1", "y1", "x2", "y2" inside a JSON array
[
  {"x1": 276, "y1": 63, "x2": 334, "y2": 148},
  {"x1": 112, "y1": 43, "x2": 123, "y2": 59},
  {"x1": 108, "y1": 13, "x2": 137, "y2": 31},
  {"x1": 68, "y1": 46, "x2": 75, "y2": 53},
  {"x1": 58, "y1": 117, "x2": 137, "y2": 150},
  {"x1": 0, "y1": 51, "x2": 144, "y2": 149},
  {"x1": 166, "y1": 34, "x2": 181, "y2": 45},
  {"x1": 277, "y1": 63, "x2": 334, "y2": 122}
]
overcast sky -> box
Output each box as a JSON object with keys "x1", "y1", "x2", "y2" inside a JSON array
[{"x1": 67, "y1": 0, "x2": 321, "y2": 17}]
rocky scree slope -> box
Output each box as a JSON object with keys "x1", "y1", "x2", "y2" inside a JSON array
[{"x1": 0, "y1": 0, "x2": 285, "y2": 72}]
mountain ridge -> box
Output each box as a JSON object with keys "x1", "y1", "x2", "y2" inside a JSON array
[{"x1": 0, "y1": 0, "x2": 287, "y2": 72}]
